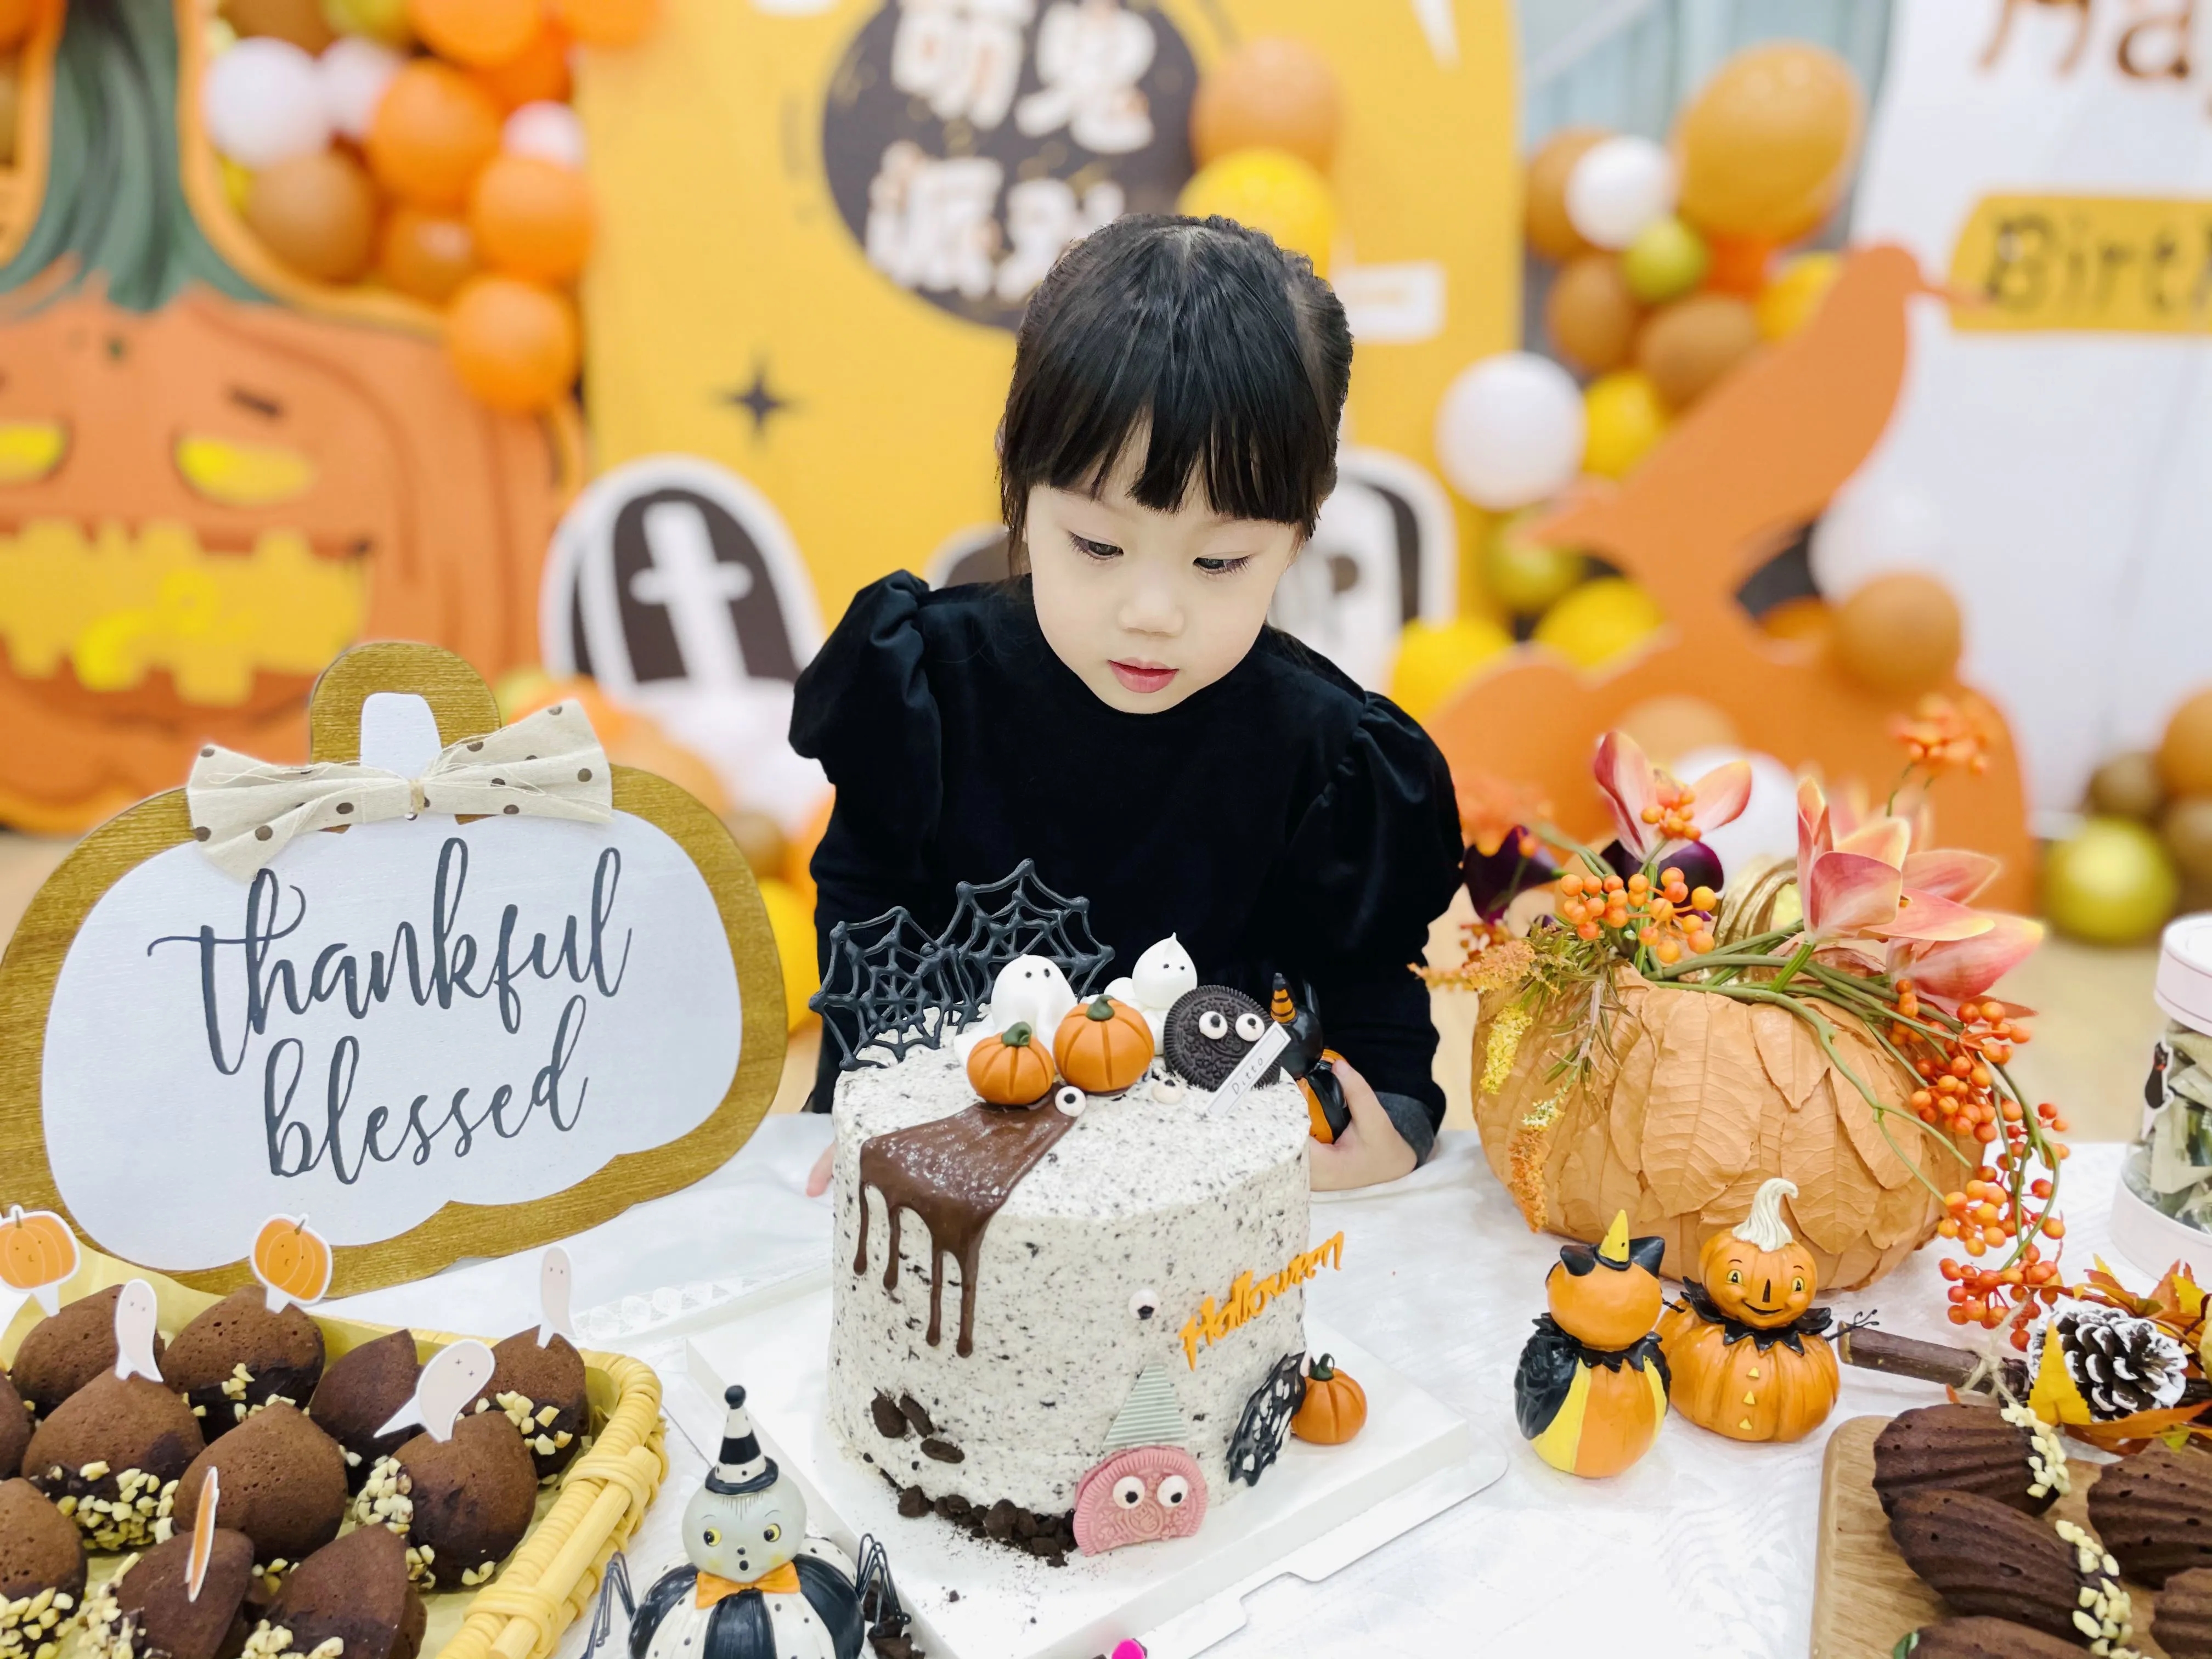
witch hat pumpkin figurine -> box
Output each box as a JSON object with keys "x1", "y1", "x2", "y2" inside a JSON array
[
  {"x1": 1656, "y1": 1178, "x2": 1841, "y2": 1443},
  {"x1": 608, "y1": 1386, "x2": 911, "y2": 1659},
  {"x1": 1269, "y1": 975, "x2": 1350, "y2": 1144},
  {"x1": 1514, "y1": 1212, "x2": 1671, "y2": 1478}
]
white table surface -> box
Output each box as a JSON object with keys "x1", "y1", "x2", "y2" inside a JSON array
[{"x1": 3, "y1": 1124, "x2": 2139, "y2": 1659}]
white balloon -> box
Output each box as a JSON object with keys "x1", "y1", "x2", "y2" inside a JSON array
[
  {"x1": 1564, "y1": 134, "x2": 1676, "y2": 250},
  {"x1": 504, "y1": 100, "x2": 588, "y2": 169},
  {"x1": 1671, "y1": 746, "x2": 1803, "y2": 882},
  {"x1": 202, "y1": 38, "x2": 331, "y2": 169},
  {"x1": 318, "y1": 36, "x2": 402, "y2": 144},
  {"x1": 1434, "y1": 352, "x2": 1587, "y2": 509}
]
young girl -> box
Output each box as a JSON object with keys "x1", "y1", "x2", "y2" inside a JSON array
[{"x1": 793, "y1": 214, "x2": 1464, "y2": 1191}]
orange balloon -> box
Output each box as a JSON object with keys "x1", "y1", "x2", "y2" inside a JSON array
[
  {"x1": 474, "y1": 23, "x2": 571, "y2": 106},
  {"x1": 1702, "y1": 232, "x2": 1775, "y2": 298},
  {"x1": 1524, "y1": 127, "x2": 1607, "y2": 264},
  {"x1": 244, "y1": 149, "x2": 379, "y2": 283},
  {"x1": 409, "y1": 0, "x2": 541, "y2": 67},
  {"x1": 378, "y1": 205, "x2": 479, "y2": 302},
  {"x1": 468, "y1": 153, "x2": 592, "y2": 283},
  {"x1": 1189, "y1": 36, "x2": 1342, "y2": 173},
  {"x1": 220, "y1": 0, "x2": 335, "y2": 52},
  {"x1": 366, "y1": 59, "x2": 503, "y2": 210},
  {"x1": 1675, "y1": 43, "x2": 1863, "y2": 241},
  {"x1": 0, "y1": 0, "x2": 36, "y2": 51},
  {"x1": 1832, "y1": 573, "x2": 1962, "y2": 696},
  {"x1": 551, "y1": 0, "x2": 651, "y2": 48},
  {"x1": 1544, "y1": 253, "x2": 1640, "y2": 374},
  {"x1": 1634, "y1": 292, "x2": 1759, "y2": 410},
  {"x1": 2161, "y1": 687, "x2": 2212, "y2": 798},
  {"x1": 446, "y1": 274, "x2": 577, "y2": 410}
]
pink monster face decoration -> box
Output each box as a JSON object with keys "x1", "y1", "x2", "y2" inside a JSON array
[{"x1": 1072, "y1": 1446, "x2": 1208, "y2": 1555}]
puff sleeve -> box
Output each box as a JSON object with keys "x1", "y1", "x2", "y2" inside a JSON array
[{"x1": 1269, "y1": 695, "x2": 1464, "y2": 1134}]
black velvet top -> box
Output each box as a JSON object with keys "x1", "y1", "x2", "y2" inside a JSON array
[{"x1": 789, "y1": 573, "x2": 1465, "y2": 1132}]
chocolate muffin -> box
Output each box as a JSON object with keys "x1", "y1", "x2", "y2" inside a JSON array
[
  {"x1": 1897, "y1": 1617, "x2": 2106, "y2": 1658},
  {"x1": 473, "y1": 1333, "x2": 588, "y2": 1483},
  {"x1": 1872, "y1": 1403, "x2": 2069, "y2": 1517},
  {"x1": 245, "y1": 1524, "x2": 426, "y2": 1659},
  {"x1": 0, "y1": 1477, "x2": 87, "y2": 1659},
  {"x1": 0, "y1": 1371, "x2": 29, "y2": 1482},
  {"x1": 305, "y1": 1333, "x2": 420, "y2": 1493},
  {"x1": 2157, "y1": 1565, "x2": 2212, "y2": 1657},
  {"x1": 163, "y1": 1292, "x2": 324, "y2": 1440},
  {"x1": 2087, "y1": 1438, "x2": 2212, "y2": 1587},
  {"x1": 173, "y1": 1404, "x2": 347, "y2": 1580},
  {"x1": 1889, "y1": 1489, "x2": 2134, "y2": 1654},
  {"x1": 22, "y1": 1373, "x2": 204, "y2": 1550},
  {"x1": 353, "y1": 1410, "x2": 535, "y2": 1590},
  {"x1": 10, "y1": 1290, "x2": 168, "y2": 1422},
  {"x1": 81, "y1": 1527, "x2": 256, "y2": 1659}
]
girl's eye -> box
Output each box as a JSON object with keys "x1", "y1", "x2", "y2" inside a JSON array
[
  {"x1": 1070, "y1": 533, "x2": 1121, "y2": 561},
  {"x1": 1194, "y1": 555, "x2": 1253, "y2": 575}
]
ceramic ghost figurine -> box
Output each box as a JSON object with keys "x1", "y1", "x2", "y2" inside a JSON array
[
  {"x1": 618, "y1": 1387, "x2": 906, "y2": 1659},
  {"x1": 1105, "y1": 934, "x2": 1199, "y2": 1041}
]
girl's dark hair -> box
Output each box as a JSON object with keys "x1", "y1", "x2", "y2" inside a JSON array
[{"x1": 997, "y1": 215, "x2": 1353, "y2": 566}]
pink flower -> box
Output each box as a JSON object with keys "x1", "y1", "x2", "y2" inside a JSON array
[
  {"x1": 1593, "y1": 731, "x2": 1751, "y2": 865},
  {"x1": 1892, "y1": 914, "x2": 2045, "y2": 1006},
  {"x1": 1793, "y1": 779, "x2": 1993, "y2": 967}
]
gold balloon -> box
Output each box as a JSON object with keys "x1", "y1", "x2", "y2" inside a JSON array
[
  {"x1": 2160, "y1": 686, "x2": 2212, "y2": 798},
  {"x1": 244, "y1": 149, "x2": 380, "y2": 284},
  {"x1": 2042, "y1": 819, "x2": 2180, "y2": 946},
  {"x1": 1831, "y1": 573, "x2": 1961, "y2": 696},
  {"x1": 2162, "y1": 797, "x2": 2212, "y2": 887},
  {"x1": 2086, "y1": 751, "x2": 2166, "y2": 822},
  {"x1": 1524, "y1": 127, "x2": 1607, "y2": 264},
  {"x1": 1190, "y1": 36, "x2": 1344, "y2": 173},
  {"x1": 1634, "y1": 292, "x2": 1759, "y2": 411},
  {"x1": 1544, "y1": 253, "x2": 1641, "y2": 374},
  {"x1": 1485, "y1": 507, "x2": 1587, "y2": 615},
  {"x1": 221, "y1": 0, "x2": 335, "y2": 50},
  {"x1": 1675, "y1": 44, "x2": 1863, "y2": 242},
  {"x1": 1177, "y1": 147, "x2": 1336, "y2": 273}
]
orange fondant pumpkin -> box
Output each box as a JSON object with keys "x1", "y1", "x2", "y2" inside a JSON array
[
  {"x1": 1656, "y1": 1178, "x2": 1839, "y2": 1443},
  {"x1": 1054, "y1": 996, "x2": 1154, "y2": 1094},
  {"x1": 967, "y1": 1022, "x2": 1057, "y2": 1107},
  {"x1": 251, "y1": 1214, "x2": 332, "y2": 1310},
  {"x1": 1544, "y1": 1211, "x2": 1666, "y2": 1351},
  {"x1": 0, "y1": 1206, "x2": 77, "y2": 1292},
  {"x1": 1290, "y1": 1354, "x2": 1367, "y2": 1445}
]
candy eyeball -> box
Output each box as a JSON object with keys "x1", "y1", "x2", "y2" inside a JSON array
[
  {"x1": 1198, "y1": 1009, "x2": 1228, "y2": 1039},
  {"x1": 1149, "y1": 1076, "x2": 1186, "y2": 1105},
  {"x1": 1234, "y1": 1011, "x2": 1265, "y2": 1041},
  {"x1": 1113, "y1": 1475, "x2": 1146, "y2": 1508},
  {"x1": 1055, "y1": 1084, "x2": 1088, "y2": 1116},
  {"x1": 1156, "y1": 1474, "x2": 1190, "y2": 1508},
  {"x1": 1130, "y1": 1286, "x2": 1159, "y2": 1321}
]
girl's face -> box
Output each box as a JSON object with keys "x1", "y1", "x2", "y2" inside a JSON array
[{"x1": 1026, "y1": 449, "x2": 1300, "y2": 714}]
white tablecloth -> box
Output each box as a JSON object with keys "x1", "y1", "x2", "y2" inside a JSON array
[{"x1": 8, "y1": 1126, "x2": 2138, "y2": 1659}]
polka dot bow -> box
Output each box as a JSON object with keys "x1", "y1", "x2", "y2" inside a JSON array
[{"x1": 186, "y1": 702, "x2": 616, "y2": 880}]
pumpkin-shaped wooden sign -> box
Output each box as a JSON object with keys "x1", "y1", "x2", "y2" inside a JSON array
[{"x1": 0, "y1": 642, "x2": 784, "y2": 1295}]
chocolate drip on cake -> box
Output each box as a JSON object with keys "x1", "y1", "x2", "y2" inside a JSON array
[{"x1": 854, "y1": 1104, "x2": 1077, "y2": 1358}]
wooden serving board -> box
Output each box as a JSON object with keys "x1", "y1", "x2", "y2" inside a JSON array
[{"x1": 1813, "y1": 1415, "x2": 2170, "y2": 1659}]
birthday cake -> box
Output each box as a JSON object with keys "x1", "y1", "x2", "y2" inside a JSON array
[{"x1": 816, "y1": 872, "x2": 1345, "y2": 1560}]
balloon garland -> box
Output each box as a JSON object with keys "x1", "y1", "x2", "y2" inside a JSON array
[{"x1": 198, "y1": 0, "x2": 652, "y2": 410}]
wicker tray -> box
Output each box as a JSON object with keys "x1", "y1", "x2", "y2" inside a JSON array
[{"x1": 2, "y1": 1249, "x2": 666, "y2": 1659}]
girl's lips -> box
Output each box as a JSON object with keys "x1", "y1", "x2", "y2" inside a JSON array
[{"x1": 1109, "y1": 661, "x2": 1178, "y2": 694}]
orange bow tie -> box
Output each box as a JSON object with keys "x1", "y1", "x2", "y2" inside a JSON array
[{"x1": 695, "y1": 1564, "x2": 800, "y2": 1607}]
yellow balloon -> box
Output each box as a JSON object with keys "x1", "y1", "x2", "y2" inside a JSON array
[
  {"x1": 1757, "y1": 251, "x2": 1840, "y2": 341},
  {"x1": 321, "y1": 0, "x2": 413, "y2": 44},
  {"x1": 1389, "y1": 615, "x2": 1512, "y2": 722},
  {"x1": 1176, "y1": 146, "x2": 1337, "y2": 273},
  {"x1": 1533, "y1": 576, "x2": 1666, "y2": 669},
  {"x1": 2041, "y1": 819, "x2": 2180, "y2": 946},
  {"x1": 755, "y1": 876, "x2": 821, "y2": 1032},
  {"x1": 1675, "y1": 44, "x2": 1862, "y2": 242},
  {"x1": 1581, "y1": 370, "x2": 1669, "y2": 478}
]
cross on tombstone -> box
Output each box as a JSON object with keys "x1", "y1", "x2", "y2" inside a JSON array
[{"x1": 625, "y1": 498, "x2": 760, "y2": 693}]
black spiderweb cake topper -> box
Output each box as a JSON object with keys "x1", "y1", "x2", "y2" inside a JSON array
[{"x1": 809, "y1": 860, "x2": 1114, "y2": 1071}]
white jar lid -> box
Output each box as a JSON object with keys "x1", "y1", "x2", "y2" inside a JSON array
[{"x1": 2157, "y1": 913, "x2": 2212, "y2": 1034}]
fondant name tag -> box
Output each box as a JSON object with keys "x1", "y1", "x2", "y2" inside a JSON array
[{"x1": 1177, "y1": 1231, "x2": 1345, "y2": 1369}]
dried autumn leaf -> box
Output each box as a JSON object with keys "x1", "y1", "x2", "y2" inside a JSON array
[
  {"x1": 1639, "y1": 992, "x2": 1763, "y2": 1217},
  {"x1": 1748, "y1": 1000, "x2": 1825, "y2": 1111},
  {"x1": 1610, "y1": 1014, "x2": 1657, "y2": 1169},
  {"x1": 1780, "y1": 1070, "x2": 1886, "y2": 1257}
]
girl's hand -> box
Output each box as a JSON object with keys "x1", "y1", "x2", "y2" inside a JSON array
[
  {"x1": 1308, "y1": 1057, "x2": 1419, "y2": 1191},
  {"x1": 805, "y1": 1141, "x2": 835, "y2": 1198}
]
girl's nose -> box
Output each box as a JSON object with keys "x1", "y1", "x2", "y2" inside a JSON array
[{"x1": 1119, "y1": 577, "x2": 1183, "y2": 637}]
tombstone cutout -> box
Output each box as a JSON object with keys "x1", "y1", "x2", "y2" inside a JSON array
[{"x1": 0, "y1": 642, "x2": 786, "y2": 1296}]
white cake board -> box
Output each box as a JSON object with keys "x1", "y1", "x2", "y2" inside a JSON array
[{"x1": 673, "y1": 1267, "x2": 1503, "y2": 1659}]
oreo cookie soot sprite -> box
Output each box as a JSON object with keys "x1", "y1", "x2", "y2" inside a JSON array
[{"x1": 1161, "y1": 988, "x2": 1282, "y2": 1092}]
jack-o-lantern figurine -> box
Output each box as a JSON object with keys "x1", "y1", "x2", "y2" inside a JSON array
[
  {"x1": 1657, "y1": 1179, "x2": 1839, "y2": 1443},
  {"x1": 600, "y1": 1386, "x2": 911, "y2": 1659},
  {"x1": 1514, "y1": 1212, "x2": 1671, "y2": 1478}
]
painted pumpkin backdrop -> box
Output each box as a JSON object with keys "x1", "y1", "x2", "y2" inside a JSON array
[{"x1": 0, "y1": 0, "x2": 573, "y2": 832}]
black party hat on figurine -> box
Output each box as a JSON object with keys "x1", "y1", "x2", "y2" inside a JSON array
[{"x1": 704, "y1": 1384, "x2": 777, "y2": 1495}]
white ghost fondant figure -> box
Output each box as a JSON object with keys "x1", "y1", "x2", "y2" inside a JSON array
[
  {"x1": 986, "y1": 955, "x2": 1076, "y2": 1041},
  {"x1": 1105, "y1": 934, "x2": 1199, "y2": 1042}
]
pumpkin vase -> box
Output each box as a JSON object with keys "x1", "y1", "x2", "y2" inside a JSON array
[{"x1": 1472, "y1": 967, "x2": 1971, "y2": 1292}]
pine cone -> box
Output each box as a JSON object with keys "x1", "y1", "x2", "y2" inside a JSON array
[{"x1": 2028, "y1": 1305, "x2": 2188, "y2": 1420}]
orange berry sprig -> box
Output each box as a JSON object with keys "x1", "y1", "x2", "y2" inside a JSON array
[
  {"x1": 1893, "y1": 694, "x2": 1995, "y2": 779},
  {"x1": 1637, "y1": 776, "x2": 1706, "y2": 843},
  {"x1": 1555, "y1": 866, "x2": 1718, "y2": 964}
]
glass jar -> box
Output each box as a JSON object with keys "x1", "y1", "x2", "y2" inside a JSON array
[{"x1": 2116, "y1": 915, "x2": 2212, "y2": 1272}]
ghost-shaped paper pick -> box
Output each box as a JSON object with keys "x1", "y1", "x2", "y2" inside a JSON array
[
  {"x1": 538, "y1": 1245, "x2": 577, "y2": 1347},
  {"x1": 375, "y1": 1339, "x2": 495, "y2": 1444},
  {"x1": 112, "y1": 1279, "x2": 163, "y2": 1384},
  {"x1": 1105, "y1": 934, "x2": 1199, "y2": 1042}
]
